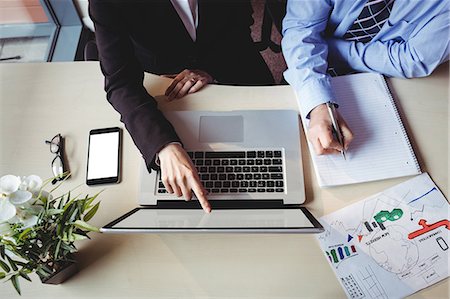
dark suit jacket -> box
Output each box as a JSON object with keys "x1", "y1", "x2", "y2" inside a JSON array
[{"x1": 89, "y1": 0, "x2": 274, "y2": 172}]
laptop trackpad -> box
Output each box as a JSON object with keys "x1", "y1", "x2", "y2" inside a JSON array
[{"x1": 199, "y1": 116, "x2": 243, "y2": 143}]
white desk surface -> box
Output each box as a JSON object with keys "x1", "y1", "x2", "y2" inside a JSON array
[{"x1": 0, "y1": 62, "x2": 448, "y2": 298}]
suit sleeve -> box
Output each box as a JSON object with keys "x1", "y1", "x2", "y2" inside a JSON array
[{"x1": 89, "y1": 1, "x2": 181, "y2": 172}]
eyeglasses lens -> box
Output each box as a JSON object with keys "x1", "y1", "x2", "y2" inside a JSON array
[
  {"x1": 50, "y1": 135, "x2": 60, "y2": 153},
  {"x1": 51, "y1": 155, "x2": 64, "y2": 178}
]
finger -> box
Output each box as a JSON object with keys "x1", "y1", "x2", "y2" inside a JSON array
[
  {"x1": 188, "y1": 79, "x2": 207, "y2": 94},
  {"x1": 161, "y1": 175, "x2": 174, "y2": 194},
  {"x1": 310, "y1": 135, "x2": 340, "y2": 155},
  {"x1": 310, "y1": 136, "x2": 326, "y2": 156},
  {"x1": 165, "y1": 72, "x2": 187, "y2": 97},
  {"x1": 339, "y1": 122, "x2": 354, "y2": 151},
  {"x1": 176, "y1": 78, "x2": 196, "y2": 99},
  {"x1": 191, "y1": 180, "x2": 211, "y2": 213},
  {"x1": 322, "y1": 148, "x2": 341, "y2": 155},
  {"x1": 318, "y1": 130, "x2": 343, "y2": 152},
  {"x1": 165, "y1": 78, "x2": 181, "y2": 98},
  {"x1": 170, "y1": 181, "x2": 183, "y2": 197},
  {"x1": 167, "y1": 77, "x2": 191, "y2": 100},
  {"x1": 179, "y1": 178, "x2": 193, "y2": 201}
]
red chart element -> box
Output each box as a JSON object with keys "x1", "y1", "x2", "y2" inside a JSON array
[{"x1": 408, "y1": 219, "x2": 450, "y2": 240}]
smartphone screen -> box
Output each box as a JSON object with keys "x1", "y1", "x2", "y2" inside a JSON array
[{"x1": 86, "y1": 127, "x2": 121, "y2": 185}]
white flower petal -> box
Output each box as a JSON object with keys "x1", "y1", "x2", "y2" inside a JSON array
[
  {"x1": 0, "y1": 175, "x2": 21, "y2": 194},
  {"x1": 21, "y1": 215, "x2": 38, "y2": 229},
  {"x1": 0, "y1": 199, "x2": 17, "y2": 222},
  {"x1": 33, "y1": 190, "x2": 52, "y2": 202},
  {"x1": 0, "y1": 222, "x2": 12, "y2": 236},
  {"x1": 9, "y1": 190, "x2": 33, "y2": 205},
  {"x1": 23, "y1": 175, "x2": 43, "y2": 192},
  {"x1": 7, "y1": 215, "x2": 19, "y2": 224}
]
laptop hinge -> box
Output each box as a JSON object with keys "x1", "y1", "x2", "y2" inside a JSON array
[{"x1": 155, "y1": 200, "x2": 286, "y2": 209}]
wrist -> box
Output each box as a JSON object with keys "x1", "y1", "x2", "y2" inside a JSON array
[
  {"x1": 309, "y1": 103, "x2": 328, "y2": 119},
  {"x1": 155, "y1": 142, "x2": 182, "y2": 165},
  {"x1": 310, "y1": 101, "x2": 339, "y2": 119}
]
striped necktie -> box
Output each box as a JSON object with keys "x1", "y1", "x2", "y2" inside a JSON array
[{"x1": 343, "y1": 0, "x2": 395, "y2": 43}]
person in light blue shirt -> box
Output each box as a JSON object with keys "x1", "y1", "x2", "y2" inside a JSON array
[{"x1": 282, "y1": 0, "x2": 449, "y2": 156}]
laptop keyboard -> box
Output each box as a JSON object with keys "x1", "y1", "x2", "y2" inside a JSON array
[{"x1": 157, "y1": 150, "x2": 285, "y2": 194}]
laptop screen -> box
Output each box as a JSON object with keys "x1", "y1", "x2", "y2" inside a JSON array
[{"x1": 101, "y1": 207, "x2": 323, "y2": 233}]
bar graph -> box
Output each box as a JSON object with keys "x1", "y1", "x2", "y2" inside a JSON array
[{"x1": 327, "y1": 245, "x2": 357, "y2": 264}]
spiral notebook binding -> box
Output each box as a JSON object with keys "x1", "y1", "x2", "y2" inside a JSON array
[{"x1": 378, "y1": 75, "x2": 422, "y2": 173}]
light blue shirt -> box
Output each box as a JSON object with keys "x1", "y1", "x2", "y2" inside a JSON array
[{"x1": 282, "y1": 0, "x2": 450, "y2": 118}]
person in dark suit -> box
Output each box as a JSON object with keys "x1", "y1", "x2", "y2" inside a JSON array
[{"x1": 89, "y1": 0, "x2": 274, "y2": 212}]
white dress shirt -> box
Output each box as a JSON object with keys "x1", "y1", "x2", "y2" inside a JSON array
[{"x1": 170, "y1": 0, "x2": 198, "y2": 41}]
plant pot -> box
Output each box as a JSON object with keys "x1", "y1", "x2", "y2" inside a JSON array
[{"x1": 40, "y1": 261, "x2": 79, "y2": 285}]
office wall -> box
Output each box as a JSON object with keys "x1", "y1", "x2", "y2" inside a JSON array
[{"x1": 0, "y1": 0, "x2": 48, "y2": 24}]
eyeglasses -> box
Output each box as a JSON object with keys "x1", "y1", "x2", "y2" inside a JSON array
[{"x1": 45, "y1": 134, "x2": 68, "y2": 184}]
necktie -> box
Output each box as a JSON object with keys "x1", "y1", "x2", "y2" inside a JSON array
[
  {"x1": 343, "y1": 0, "x2": 395, "y2": 43},
  {"x1": 170, "y1": 0, "x2": 197, "y2": 41},
  {"x1": 187, "y1": 0, "x2": 198, "y2": 41},
  {"x1": 188, "y1": 0, "x2": 197, "y2": 25}
]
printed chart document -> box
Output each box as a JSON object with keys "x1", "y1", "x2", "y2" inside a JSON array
[
  {"x1": 316, "y1": 173, "x2": 449, "y2": 298},
  {"x1": 299, "y1": 73, "x2": 421, "y2": 187}
]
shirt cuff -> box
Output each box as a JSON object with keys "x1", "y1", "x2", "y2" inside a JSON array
[
  {"x1": 154, "y1": 142, "x2": 183, "y2": 166},
  {"x1": 296, "y1": 78, "x2": 335, "y2": 118}
]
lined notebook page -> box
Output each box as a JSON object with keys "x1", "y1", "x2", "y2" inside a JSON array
[{"x1": 300, "y1": 73, "x2": 421, "y2": 187}]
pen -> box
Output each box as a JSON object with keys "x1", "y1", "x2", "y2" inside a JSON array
[{"x1": 326, "y1": 101, "x2": 346, "y2": 160}]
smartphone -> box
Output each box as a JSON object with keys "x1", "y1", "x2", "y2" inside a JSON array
[{"x1": 86, "y1": 127, "x2": 122, "y2": 185}]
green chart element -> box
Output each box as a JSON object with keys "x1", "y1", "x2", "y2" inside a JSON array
[{"x1": 374, "y1": 208, "x2": 403, "y2": 223}]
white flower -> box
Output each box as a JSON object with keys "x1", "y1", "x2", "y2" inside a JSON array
[
  {"x1": 0, "y1": 174, "x2": 43, "y2": 224},
  {"x1": 0, "y1": 222, "x2": 12, "y2": 236}
]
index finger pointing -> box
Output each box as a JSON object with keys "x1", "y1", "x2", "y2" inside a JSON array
[{"x1": 191, "y1": 180, "x2": 211, "y2": 213}]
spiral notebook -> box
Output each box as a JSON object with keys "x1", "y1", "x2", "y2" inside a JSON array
[{"x1": 299, "y1": 73, "x2": 421, "y2": 187}]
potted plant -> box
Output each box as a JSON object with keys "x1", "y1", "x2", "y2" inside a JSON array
[{"x1": 0, "y1": 174, "x2": 101, "y2": 295}]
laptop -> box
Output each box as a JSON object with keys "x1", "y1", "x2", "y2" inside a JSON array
[{"x1": 101, "y1": 110, "x2": 323, "y2": 233}]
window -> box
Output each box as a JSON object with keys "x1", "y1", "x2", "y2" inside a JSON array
[{"x1": 0, "y1": 0, "x2": 83, "y2": 62}]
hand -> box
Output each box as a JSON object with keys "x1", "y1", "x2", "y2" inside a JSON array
[
  {"x1": 163, "y1": 69, "x2": 213, "y2": 100},
  {"x1": 307, "y1": 103, "x2": 354, "y2": 155},
  {"x1": 158, "y1": 143, "x2": 211, "y2": 213}
]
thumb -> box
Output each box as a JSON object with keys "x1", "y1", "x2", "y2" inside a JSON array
[{"x1": 339, "y1": 121, "x2": 353, "y2": 151}]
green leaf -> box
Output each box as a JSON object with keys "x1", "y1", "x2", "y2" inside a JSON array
[
  {"x1": 83, "y1": 201, "x2": 100, "y2": 222},
  {"x1": 0, "y1": 258, "x2": 11, "y2": 272},
  {"x1": 0, "y1": 271, "x2": 5, "y2": 279},
  {"x1": 14, "y1": 261, "x2": 27, "y2": 267},
  {"x1": 49, "y1": 173, "x2": 71, "y2": 194},
  {"x1": 57, "y1": 194, "x2": 67, "y2": 209},
  {"x1": 0, "y1": 246, "x2": 5, "y2": 259},
  {"x1": 63, "y1": 194, "x2": 81, "y2": 213},
  {"x1": 68, "y1": 206, "x2": 80, "y2": 223},
  {"x1": 72, "y1": 234, "x2": 88, "y2": 241},
  {"x1": 41, "y1": 264, "x2": 54, "y2": 274},
  {"x1": 55, "y1": 239, "x2": 62, "y2": 259},
  {"x1": 61, "y1": 242, "x2": 76, "y2": 253},
  {"x1": 59, "y1": 203, "x2": 76, "y2": 235},
  {"x1": 18, "y1": 271, "x2": 32, "y2": 282},
  {"x1": 73, "y1": 220, "x2": 99, "y2": 232},
  {"x1": 83, "y1": 192, "x2": 102, "y2": 210},
  {"x1": 11, "y1": 274, "x2": 21, "y2": 295},
  {"x1": 18, "y1": 227, "x2": 33, "y2": 241},
  {"x1": 6, "y1": 255, "x2": 18, "y2": 271},
  {"x1": 47, "y1": 208, "x2": 64, "y2": 215}
]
